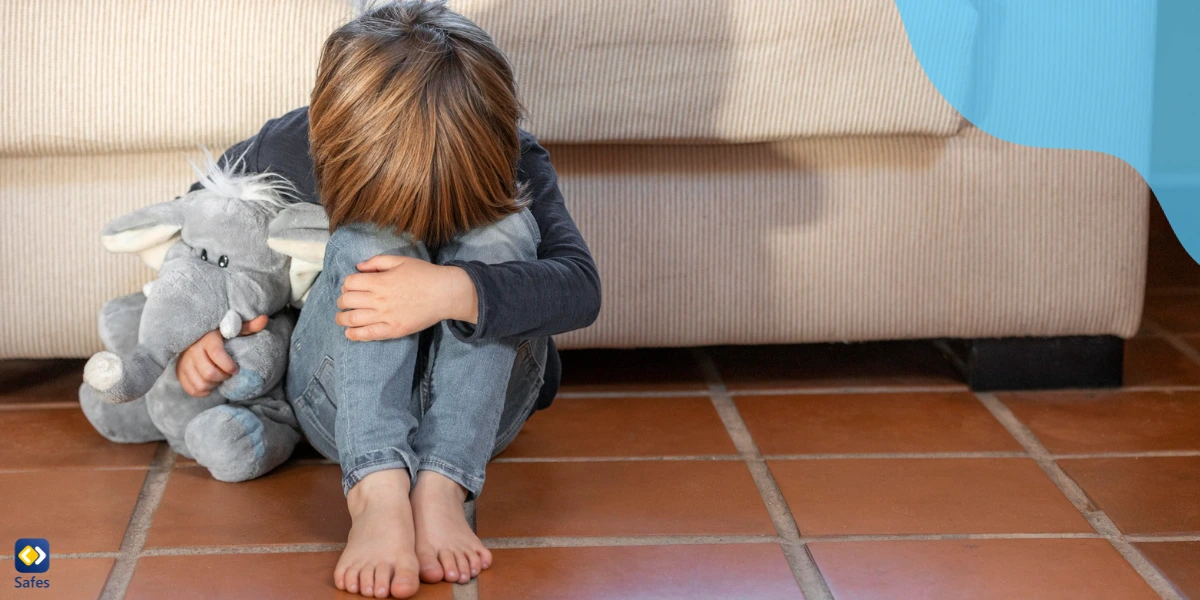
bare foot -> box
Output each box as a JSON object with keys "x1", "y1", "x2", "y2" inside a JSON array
[
  {"x1": 412, "y1": 471, "x2": 493, "y2": 584},
  {"x1": 336, "y1": 470, "x2": 422, "y2": 598}
]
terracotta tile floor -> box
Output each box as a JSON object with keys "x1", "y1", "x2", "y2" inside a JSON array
[
  {"x1": 3, "y1": 206, "x2": 1200, "y2": 599},
  {"x1": 4, "y1": 337, "x2": 1199, "y2": 600}
]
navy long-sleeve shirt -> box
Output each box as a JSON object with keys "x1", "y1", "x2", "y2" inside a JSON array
[{"x1": 195, "y1": 107, "x2": 600, "y2": 406}]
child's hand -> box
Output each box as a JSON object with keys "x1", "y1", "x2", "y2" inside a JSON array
[
  {"x1": 176, "y1": 316, "x2": 268, "y2": 397},
  {"x1": 336, "y1": 255, "x2": 478, "y2": 342}
]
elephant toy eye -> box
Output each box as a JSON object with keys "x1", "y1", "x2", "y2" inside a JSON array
[
  {"x1": 199, "y1": 249, "x2": 208, "y2": 261},
  {"x1": 218, "y1": 255, "x2": 229, "y2": 268}
]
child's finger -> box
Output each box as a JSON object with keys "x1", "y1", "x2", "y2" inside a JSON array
[
  {"x1": 335, "y1": 308, "x2": 381, "y2": 328},
  {"x1": 341, "y1": 272, "x2": 377, "y2": 293},
  {"x1": 202, "y1": 338, "x2": 239, "y2": 377},
  {"x1": 180, "y1": 364, "x2": 210, "y2": 397},
  {"x1": 356, "y1": 255, "x2": 405, "y2": 272},
  {"x1": 240, "y1": 315, "x2": 269, "y2": 335},
  {"x1": 345, "y1": 323, "x2": 392, "y2": 342},
  {"x1": 336, "y1": 291, "x2": 375, "y2": 310}
]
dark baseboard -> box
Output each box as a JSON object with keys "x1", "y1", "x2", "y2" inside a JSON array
[{"x1": 936, "y1": 336, "x2": 1124, "y2": 391}]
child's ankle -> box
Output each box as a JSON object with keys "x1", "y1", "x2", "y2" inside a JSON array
[
  {"x1": 347, "y1": 469, "x2": 412, "y2": 513},
  {"x1": 414, "y1": 471, "x2": 469, "y2": 503}
]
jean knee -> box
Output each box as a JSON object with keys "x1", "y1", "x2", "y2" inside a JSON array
[
  {"x1": 325, "y1": 224, "x2": 426, "y2": 276},
  {"x1": 442, "y1": 208, "x2": 540, "y2": 265}
]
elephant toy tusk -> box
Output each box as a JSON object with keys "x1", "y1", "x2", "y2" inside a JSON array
[{"x1": 219, "y1": 309, "x2": 242, "y2": 340}]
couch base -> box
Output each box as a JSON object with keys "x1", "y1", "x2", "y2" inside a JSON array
[{"x1": 938, "y1": 336, "x2": 1124, "y2": 391}]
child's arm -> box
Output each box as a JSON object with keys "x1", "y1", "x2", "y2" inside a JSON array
[
  {"x1": 345, "y1": 134, "x2": 603, "y2": 342},
  {"x1": 191, "y1": 110, "x2": 601, "y2": 345},
  {"x1": 440, "y1": 131, "x2": 602, "y2": 340}
]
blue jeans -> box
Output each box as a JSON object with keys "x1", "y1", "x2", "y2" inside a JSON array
[{"x1": 285, "y1": 209, "x2": 547, "y2": 498}]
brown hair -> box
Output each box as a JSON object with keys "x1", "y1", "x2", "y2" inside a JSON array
[{"x1": 310, "y1": 0, "x2": 523, "y2": 245}]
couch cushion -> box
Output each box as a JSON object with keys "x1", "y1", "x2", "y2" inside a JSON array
[
  {"x1": 547, "y1": 128, "x2": 1147, "y2": 348},
  {"x1": 1, "y1": 0, "x2": 960, "y2": 156},
  {"x1": 0, "y1": 128, "x2": 1147, "y2": 358}
]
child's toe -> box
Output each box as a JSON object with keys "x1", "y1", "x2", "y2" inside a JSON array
[
  {"x1": 466, "y1": 551, "x2": 481, "y2": 577},
  {"x1": 438, "y1": 550, "x2": 458, "y2": 581},
  {"x1": 417, "y1": 548, "x2": 442, "y2": 583},
  {"x1": 334, "y1": 564, "x2": 348, "y2": 590},
  {"x1": 359, "y1": 567, "x2": 375, "y2": 597},
  {"x1": 372, "y1": 564, "x2": 391, "y2": 598},
  {"x1": 455, "y1": 553, "x2": 471, "y2": 583},
  {"x1": 391, "y1": 568, "x2": 421, "y2": 599}
]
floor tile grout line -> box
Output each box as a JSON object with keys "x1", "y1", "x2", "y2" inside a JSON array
[
  {"x1": 932, "y1": 339, "x2": 969, "y2": 378},
  {"x1": 973, "y1": 392, "x2": 1183, "y2": 600},
  {"x1": 456, "y1": 492, "x2": 480, "y2": 599},
  {"x1": 1053, "y1": 451, "x2": 1200, "y2": 459},
  {"x1": 100, "y1": 443, "x2": 176, "y2": 600},
  {"x1": 491, "y1": 455, "x2": 744, "y2": 463},
  {"x1": 0, "y1": 466, "x2": 155, "y2": 474},
  {"x1": 555, "y1": 382, "x2": 1200, "y2": 398},
  {"x1": 719, "y1": 386, "x2": 968, "y2": 397},
  {"x1": 108, "y1": 530, "x2": 1180, "y2": 558},
  {"x1": 482, "y1": 535, "x2": 784, "y2": 549},
  {"x1": 553, "y1": 386, "x2": 972, "y2": 400},
  {"x1": 796, "y1": 532, "x2": 1105, "y2": 543},
  {"x1": 555, "y1": 389, "x2": 713, "y2": 399},
  {"x1": 692, "y1": 348, "x2": 834, "y2": 600},
  {"x1": 173, "y1": 458, "x2": 337, "y2": 469},
  {"x1": 10, "y1": 381, "x2": 1200, "y2": 410},
  {"x1": 764, "y1": 452, "x2": 1028, "y2": 460},
  {"x1": 1126, "y1": 535, "x2": 1200, "y2": 543},
  {"x1": 0, "y1": 401, "x2": 82, "y2": 411},
  {"x1": 1142, "y1": 317, "x2": 1200, "y2": 370},
  {"x1": 734, "y1": 383, "x2": 1200, "y2": 396},
  {"x1": 1122, "y1": 385, "x2": 1200, "y2": 392},
  {"x1": 453, "y1": 579, "x2": 479, "y2": 600},
  {"x1": 1144, "y1": 286, "x2": 1200, "y2": 297},
  {"x1": 139, "y1": 543, "x2": 346, "y2": 557},
  {"x1": 493, "y1": 450, "x2": 1200, "y2": 463}
]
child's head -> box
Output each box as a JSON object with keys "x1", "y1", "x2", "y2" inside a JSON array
[{"x1": 310, "y1": 0, "x2": 523, "y2": 245}]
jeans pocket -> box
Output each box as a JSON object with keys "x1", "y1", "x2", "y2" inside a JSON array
[{"x1": 292, "y1": 355, "x2": 338, "y2": 455}]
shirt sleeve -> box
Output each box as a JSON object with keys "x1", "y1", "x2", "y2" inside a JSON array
[{"x1": 444, "y1": 132, "x2": 602, "y2": 340}]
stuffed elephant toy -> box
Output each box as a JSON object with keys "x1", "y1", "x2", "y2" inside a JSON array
[{"x1": 80, "y1": 153, "x2": 331, "y2": 482}]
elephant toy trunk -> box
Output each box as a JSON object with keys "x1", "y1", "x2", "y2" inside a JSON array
[{"x1": 85, "y1": 266, "x2": 229, "y2": 403}]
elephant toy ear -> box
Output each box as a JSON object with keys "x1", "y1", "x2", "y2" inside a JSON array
[
  {"x1": 100, "y1": 199, "x2": 186, "y2": 270},
  {"x1": 267, "y1": 202, "x2": 330, "y2": 307}
]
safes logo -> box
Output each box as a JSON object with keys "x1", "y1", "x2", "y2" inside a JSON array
[
  {"x1": 13, "y1": 539, "x2": 50, "y2": 591},
  {"x1": 14, "y1": 539, "x2": 49, "y2": 574}
]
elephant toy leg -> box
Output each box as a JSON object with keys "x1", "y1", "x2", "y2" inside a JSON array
[
  {"x1": 145, "y1": 358, "x2": 225, "y2": 457},
  {"x1": 185, "y1": 386, "x2": 300, "y2": 482},
  {"x1": 79, "y1": 383, "x2": 164, "y2": 444},
  {"x1": 97, "y1": 292, "x2": 145, "y2": 353},
  {"x1": 79, "y1": 292, "x2": 164, "y2": 444}
]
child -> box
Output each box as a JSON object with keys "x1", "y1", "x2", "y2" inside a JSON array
[{"x1": 173, "y1": 2, "x2": 600, "y2": 597}]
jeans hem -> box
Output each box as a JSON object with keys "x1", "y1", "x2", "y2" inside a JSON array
[
  {"x1": 418, "y1": 456, "x2": 485, "y2": 500},
  {"x1": 341, "y1": 447, "x2": 420, "y2": 496}
]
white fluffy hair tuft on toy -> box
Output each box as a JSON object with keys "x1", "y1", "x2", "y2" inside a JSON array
[{"x1": 189, "y1": 147, "x2": 298, "y2": 209}]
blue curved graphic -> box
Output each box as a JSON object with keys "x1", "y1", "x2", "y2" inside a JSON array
[{"x1": 893, "y1": 0, "x2": 1200, "y2": 263}]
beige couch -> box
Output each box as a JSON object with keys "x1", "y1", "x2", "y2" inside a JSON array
[{"x1": 0, "y1": 0, "x2": 1147, "y2": 358}]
